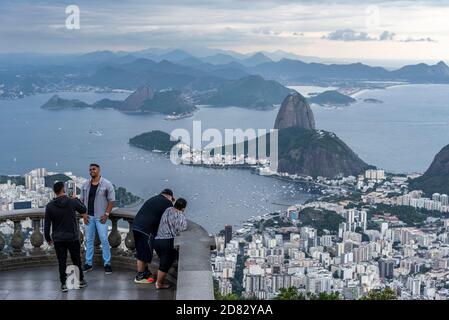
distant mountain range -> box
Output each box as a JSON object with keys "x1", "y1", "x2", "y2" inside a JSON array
[
  {"x1": 250, "y1": 59, "x2": 449, "y2": 83},
  {"x1": 76, "y1": 49, "x2": 449, "y2": 84},
  {"x1": 42, "y1": 75, "x2": 292, "y2": 112},
  {"x1": 199, "y1": 75, "x2": 293, "y2": 109},
  {"x1": 2, "y1": 47, "x2": 449, "y2": 101},
  {"x1": 41, "y1": 86, "x2": 196, "y2": 115}
]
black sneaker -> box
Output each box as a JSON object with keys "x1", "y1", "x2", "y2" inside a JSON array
[
  {"x1": 61, "y1": 284, "x2": 68, "y2": 292},
  {"x1": 143, "y1": 268, "x2": 152, "y2": 279},
  {"x1": 134, "y1": 272, "x2": 155, "y2": 284},
  {"x1": 79, "y1": 279, "x2": 88, "y2": 288},
  {"x1": 104, "y1": 264, "x2": 112, "y2": 275},
  {"x1": 83, "y1": 264, "x2": 93, "y2": 272}
]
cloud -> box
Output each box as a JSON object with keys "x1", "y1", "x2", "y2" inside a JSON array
[
  {"x1": 322, "y1": 29, "x2": 376, "y2": 41},
  {"x1": 400, "y1": 37, "x2": 437, "y2": 43},
  {"x1": 379, "y1": 31, "x2": 396, "y2": 41},
  {"x1": 0, "y1": 0, "x2": 445, "y2": 55},
  {"x1": 323, "y1": 29, "x2": 437, "y2": 43},
  {"x1": 322, "y1": 29, "x2": 397, "y2": 42}
]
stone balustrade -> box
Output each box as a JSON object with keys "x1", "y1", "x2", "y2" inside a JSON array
[{"x1": 0, "y1": 208, "x2": 216, "y2": 299}]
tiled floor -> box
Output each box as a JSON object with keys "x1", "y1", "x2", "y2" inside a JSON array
[{"x1": 0, "y1": 266, "x2": 175, "y2": 300}]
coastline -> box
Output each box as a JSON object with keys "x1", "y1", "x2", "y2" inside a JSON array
[
  {"x1": 135, "y1": 147, "x2": 336, "y2": 196},
  {"x1": 348, "y1": 82, "x2": 409, "y2": 98}
]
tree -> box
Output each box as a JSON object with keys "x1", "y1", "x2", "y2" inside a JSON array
[
  {"x1": 308, "y1": 292, "x2": 341, "y2": 300},
  {"x1": 274, "y1": 287, "x2": 305, "y2": 300},
  {"x1": 345, "y1": 202, "x2": 356, "y2": 209},
  {"x1": 217, "y1": 293, "x2": 239, "y2": 300},
  {"x1": 213, "y1": 281, "x2": 240, "y2": 300},
  {"x1": 320, "y1": 292, "x2": 341, "y2": 300},
  {"x1": 360, "y1": 287, "x2": 397, "y2": 300}
]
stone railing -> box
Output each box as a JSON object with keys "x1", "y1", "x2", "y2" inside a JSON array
[{"x1": 0, "y1": 208, "x2": 215, "y2": 299}]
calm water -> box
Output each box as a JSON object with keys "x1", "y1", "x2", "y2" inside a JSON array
[
  {"x1": 0, "y1": 92, "x2": 308, "y2": 233},
  {"x1": 1, "y1": 84, "x2": 448, "y2": 232},
  {"x1": 311, "y1": 84, "x2": 449, "y2": 173}
]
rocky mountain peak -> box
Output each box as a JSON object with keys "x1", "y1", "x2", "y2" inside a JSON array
[
  {"x1": 120, "y1": 85, "x2": 154, "y2": 111},
  {"x1": 410, "y1": 144, "x2": 449, "y2": 195},
  {"x1": 274, "y1": 92, "x2": 316, "y2": 130}
]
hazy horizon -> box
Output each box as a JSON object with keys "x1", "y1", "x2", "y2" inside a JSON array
[
  {"x1": 0, "y1": 46, "x2": 445, "y2": 70},
  {"x1": 1, "y1": 0, "x2": 449, "y2": 68}
]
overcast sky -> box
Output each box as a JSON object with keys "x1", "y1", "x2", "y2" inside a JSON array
[{"x1": 1, "y1": 0, "x2": 448, "y2": 63}]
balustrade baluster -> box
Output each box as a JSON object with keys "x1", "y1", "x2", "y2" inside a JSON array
[
  {"x1": 124, "y1": 218, "x2": 135, "y2": 254},
  {"x1": 11, "y1": 219, "x2": 24, "y2": 255},
  {"x1": 108, "y1": 216, "x2": 122, "y2": 253},
  {"x1": 30, "y1": 218, "x2": 44, "y2": 254}
]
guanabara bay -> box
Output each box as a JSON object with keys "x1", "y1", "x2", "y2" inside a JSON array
[{"x1": 1, "y1": 0, "x2": 449, "y2": 305}]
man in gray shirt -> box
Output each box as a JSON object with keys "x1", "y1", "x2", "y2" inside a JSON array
[{"x1": 79, "y1": 163, "x2": 115, "y2": 274}]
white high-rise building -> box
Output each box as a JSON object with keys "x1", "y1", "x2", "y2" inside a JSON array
[
  {"x1": 440, "y1": 194, "x2": 448, "y2": 206},
  {"x1": 306, "y1": 272, "x2": 332, "y2": 294},
  {"x1": 409, "y1": 190, "x2": 422, "y2": 199},
  {"x1": 36, "y1": 168, "x2": 47, "y2": 178},
  {"x1": 336, "y1": 243, "x2": 345, "y2": 256},
  {"x1": 338, "y1": 222, "x2": 347, "y2": 238},
  {"x1": 365, "y1": 169, "x2": 385, "y2": 181},
  {"x1": 344, "y1": 209, "x2": 355, "y2": 224},
  {"x1": 432, "y1": 193, "x2": 441, "y2": 202},
  {"x1": 275, "y1": 234, "x2": 283, "y2": 246},
  {"x1": 424, "y1": 199, "x2": 434, "y2": 211},
  {"x1": 381, "y1": 222, "x2": 389, "y2": 237},
  {"x1": 245, "y1": 275, "x2": 266, "y2": 293},
  {"x1": 360, "y1": 210, "x2": 367, "y2": 231},
  {"x1": 398, "y1": 195, "x2": 411, "y2": 206},
  {"x1": 443, "y1": 219, "x2": 449, "y2": 230},
  {"x1": 407, "y1": 277, "x2": 421, "y2": 297},
  {"x1": 271, "y1": 274, "x2": 292, "y2": 293},
  {"x1": 24, "y1": 174, "x2": 33, "y2": 191},
  {"x1": 320, "y1": 235, "x2": 333, "y2": 247}
]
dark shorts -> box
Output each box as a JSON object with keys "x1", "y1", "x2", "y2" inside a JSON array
[
  {"x1": 133, "y1": 230, "x2": 154, "y2": 263},
  {"x1": 153, "y1": 238, "x2": 177, "y2": 273}
]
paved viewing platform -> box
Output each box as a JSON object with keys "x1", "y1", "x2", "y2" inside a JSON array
[
  {"x1": 0, "y1": 266, "x2": 174, "y2": 300},
  {"x1": 0, "y1": 208, "x2": 216, "y2": 300}
]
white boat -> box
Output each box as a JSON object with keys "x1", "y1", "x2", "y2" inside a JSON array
[
  {"x1": 88, "y1": 130, "x2": 104, "y2": 136},
  {"x1": 164, "y1": 112, "x2": 193, "y2": 120}
]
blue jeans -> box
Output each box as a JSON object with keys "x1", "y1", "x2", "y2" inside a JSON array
[{"x1": 85, "y1": 216, "x2": 111, "y2": 266}]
